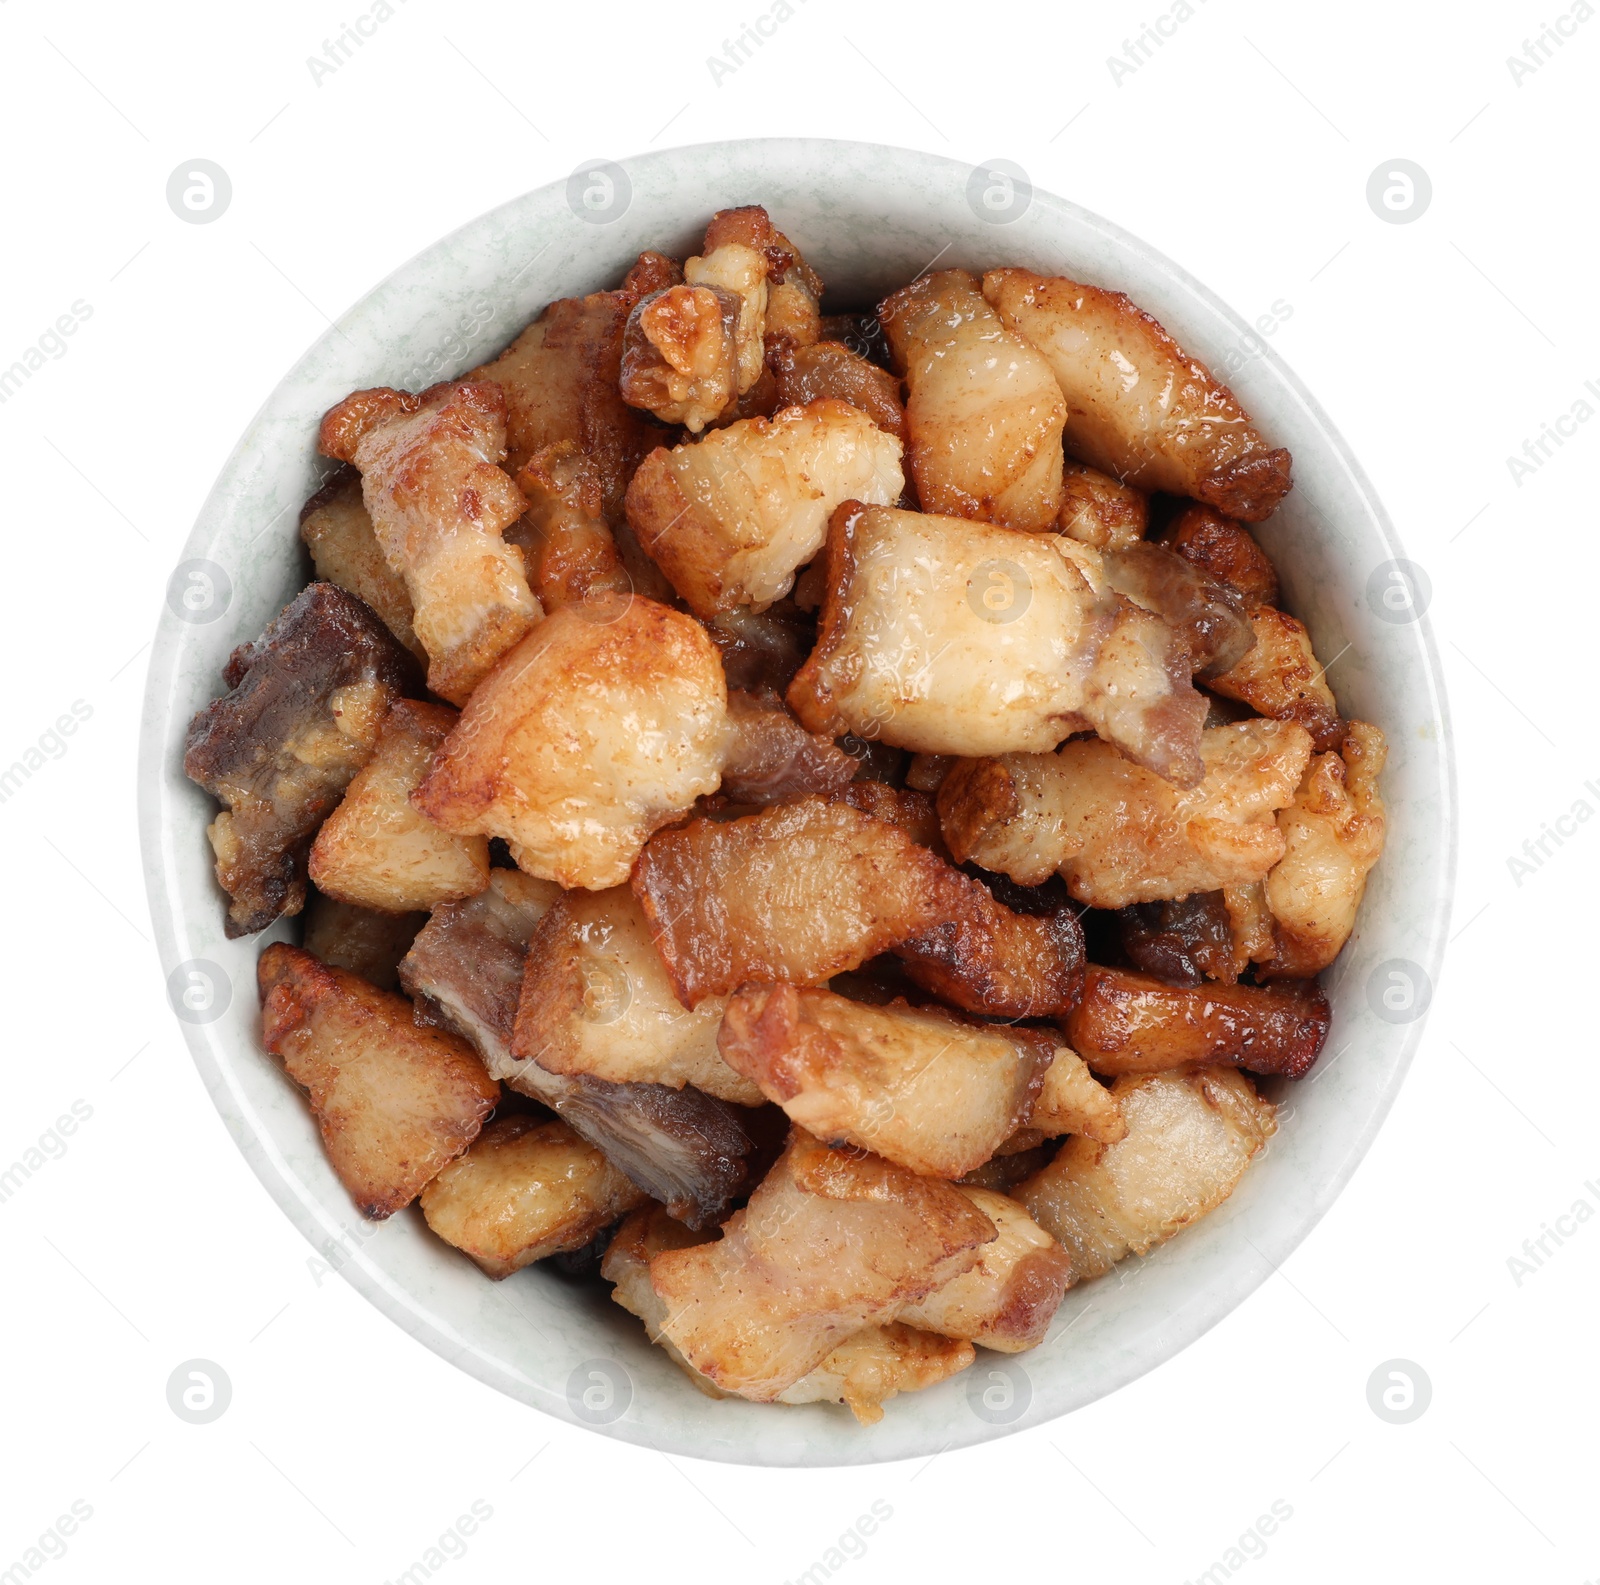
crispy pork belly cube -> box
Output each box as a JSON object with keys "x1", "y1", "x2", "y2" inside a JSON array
[
  {"x1": 308, "y1": 699, "x2": 489, "y2": 913},
  {"x1": 400, "y1": 872, "x2": 754, "y2": 1228},
  {"x1": 624, "y1": 400, "x2": 904, "y2": 618},
  {"x1": 1057, "y1": 460, "x2": 1147, "y2": 550},
  {"x1": 937, "y1": 720, "x2": 1313, "y2": 905},
  {"x1": 650, "y1": 1130, "x2": 996, "y2": 1400},
  {"x1": 787, "y1": 504, "x2": 1110, "y2": 756},
  {"x1": 632, "y1": 796, "x2": 1085, "y2": 1018},
  {"x1": 504, "y1": 441, "x2": 630, "y2": 611},
  {"x1": 1261, "y1": 721, "x2": 1386, "y2": 977},
  {"x1": 184, "y1": 582, "x2": 417, "y2": 937},
  {"x1": 897, "y1": 1187, "x2": 1072, "y2": 1352},
  {"x1": 1165, "y1": 504, "x2": 1279, "y2": 607},
  {"x1": 686, "y1": 204, "x2": 777, "y2": 395},
  {"x1": 761, "y1": 219, "x2": 825, "y2": 350},
  {"x1": 471, "y1": 288, "x2": 654, "y2": 519},
  {"x1": 1102, "y1": 541, "x2": 1255, "y2": 678},
  {"x1": 1208, "y1": 606, "x2": 1343, "y2": 752},
  {"x1": 604, "y1": 1207, "x2": 970, "y2": 1421},
  {"x1": 318, "y1": 381, "x2": 538, "y2": 705},
  {"x1": 512, "y1": 887, "x2": 758, "y2": 1105},
  {"x1": 258, "y1": 943, "x2": 497, "y2": 1218},
  {"x1": 1027, "y1": 1046, "x2": 1127, "y2": 1144},
  {"x1": 717, "y1": 985, "x2": 1055, "y2": 1177},
  {"x1": 1018, "y1": 1068, "x2": 1276, "y2": 1281},
  {"x1": 419, "y1": 1116, "x2": 644, "y2": 1277},
  {"x1": 302, "y1": 892, "x2": 425, "y2": 991},
  {"x1": 299, "y1": 469, "x2": 423, "y2": 658},
  {"x1": 982, "y1": 269, "x2": 1293, "y2": 522},
  {"x1": 838, "y1": 780, "x2": 944, "y2": 850},
  {"x1": 719, "y1": 688, "x2": 859, "y2": 806},
  {"x1": 413, "y1": 599, "x2": 727, "y2": 891},
  {"x1": 1066, "y1": 965, "x2": 1331, "y2": 1079},
  {"x1": 770, "y1": 341, "x2": 906, "y2": 439},
  {"x1": 1118, "y1": 889, "x2": 1241, "y2": 985},
  {"x1": 880, "y1": 270, "x2": 1066, "y2": 531},
  {"x1": 619, "y1": 284, "x2": 741, "y2": 433}
]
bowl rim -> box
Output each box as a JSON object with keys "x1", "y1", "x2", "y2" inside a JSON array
[{"x1": 138, "y1": 135, "x2": 1457, "y2": 1466}]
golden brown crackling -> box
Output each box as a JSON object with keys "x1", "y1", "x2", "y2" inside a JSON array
[
  {"x1": 257, "y1": 943, "x2": 498, "y2": 1218},
  {"x1": 1165, "y1": 504, "x2": 1280, "y2": 608},
  {"x1": 506, "y1": 441, "x2": 631, "y2": 612},
  {"x1": 1065, "y1": 964, "x2": 1331, "y2": 1078},
  {"x1": 1057, "y1": 460, "x2": 1147, "y2": 550},
  {"x1": 769, "y1": 341, "x2": 906, "y2": 439},
  {"x1": 618, "y1": 283, "x2": 742, "y2": 432},
  {"x1": 1208, "y1": 605, "x2": 1343, "y2": 751},
  {"x1": 621, "y1": 250, "x2": 684, "y2": 298},
  {"x1": 981, "y1": 268, "x2": 1292, "y2": 522}
]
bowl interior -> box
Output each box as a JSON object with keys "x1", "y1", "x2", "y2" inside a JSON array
[{"x1": 139, "y1": 138, "x2": 1454, "y2": 1467}]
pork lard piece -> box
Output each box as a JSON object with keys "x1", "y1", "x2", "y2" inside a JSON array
[
  {"x1": 471, "y1": 287, "x2": 655, "y2": 520},
  {"x1": 624, "y1": 399, "x2": 904, "y2": 617},
  {"x1": 603, "y1": 1206, "x2": 973, "y2": 1423},
  {"x1": 184, "y1": 582, "x2": 417, "y2": 936},
  {"x1": 419, "y1": 1116, "x2": 645, "y2": 1278},
  {"x1": 1066, "y1": 966, "x2": 1331, "y2": 1079},
  {"x1": 982, "y1": 269, "x2": 1292, "y2": 522},
  {"x1": 1101, "y1": 541, "x2": 1256, "y2": 678},
  {"x1": 769, "y1": 340, "x2": 906, "y2": 439},
  {"x1": 880, "y1": 269, "x2": 1066, "y2": 530},
  {"x1": 504, "y1": 441, "x2": 631, "y2": 612},
  {"x1": 786, "y1": 505, "x2": 1113, "y2": 756},
  {"x1": 618, "y1": 284, "x2": 742, "y2": 433},
  {"x1": 897, "y1": 1187, "x2": 1073, "y2": 1352},
  {"x1": 318, "y1": 380, "x2": 538, "y2": 704},
  {"x1": 717, "y1": 985, "x2": 1056, "y2": 1178},
  {"x1": 1057, "y1": 460, "x2": 1147, "y2": 550},
  {"x1": 1018, "y1": 1068, "x2": 1276, "y2": 1282},
  {"x1": 631, "y1": 796, "x2": 1085, "y2": 1018},
  {"x1": 717, "y1": 688, "x2": 859, "y2": 806},
  {"x1": 258, "y1": 943, "x2": 498, "y2": 1218},
  {"x1": 650, "y1": 1130, "x2": 996, "y2": 1400},
  {"x1": 1164, "y1": 504, "x2": 1279, "y2": 607},
  {"x1": 412, "y1": 599, "x2": 727, "y2": 891},
  {"x1": 938, "y1": 719, "x2": 1313, "y2": 906},
  {"x1": 308, "y1": 699, "x2": 489, "y2": 914},
  {"x1": 1262, "y1": 721, "x2": 1387, "y2": 977},
  {"x1": 512, "y1": 886, "x2": 760, "y2": 1106},
  {"x1": 1207, "y1": 605, "x2": 1343, "y2": 752},
  {"x1": 399, "y1": 870, "x2": 755, "y2": 1228}
]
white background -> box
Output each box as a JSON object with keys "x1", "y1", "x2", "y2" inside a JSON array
[{"x1": 1, "y1": 0, "x2": 1595, "y2": 1580}]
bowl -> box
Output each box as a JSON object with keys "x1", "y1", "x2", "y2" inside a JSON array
[{"x1": 138, "y1": 137, "x2": 1455, "y2": 1467}]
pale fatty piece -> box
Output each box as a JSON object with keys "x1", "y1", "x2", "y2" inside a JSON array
[
  {"x1": 308, "y1": 698, "x2": 489, "y2": 914},
  {"x1": 650, "y1": 1129, "x2": 997, "y2": 1401},
  {"x1": 184, "y1": 581, "x2": 418, "y2": 937},
  {"x1": 1261, "y1": 721, "x2": 1387, "y2": 977},
  {"x1": 470, "y1": 284, "x2": 656, "y2": 520},
  {"x1": 982, "y1": 268, "x2": 1293, "y2": 522},
  {"x1": 399, "y1": 871, "x2": 755, "y2": 1228},
  {"x1": 1018, "y1": 1068, "x2": 1276, "y2": 1282},
  {"x1": 717, "y1": 985, "x2": 1056, "y2": 1178},
  {"x1": 412, "y1": 598, "x2": 727, "y2": 891},
  {"x1": 419, "y1": 1115, "x2": 645, "y2": 1278},
  {"x1": 880, "y1": 269, "x2": 1066, "y2": 531},
  {"x1": 512, "y1": 885, "x2": 760, "y2": 1106},
  {"x1": 896, "y1": 1186, "x2": 1074, "y2": 1352},
  {"x1": 298, "y1": 468, "x2": 424, "y2": 658},
  {"x1": 631, "y1": 794, "x2": 1085, "y2": 1019},
  {"x1": 318, "y1": 379, "x2": 538, "y2": 705},
  {"x1": 619, "y1": 284, "x2": 742, "y2": 432},
  {"x1": 258, "y1": 943, "x2": 498, "y2": 1219},
  {"x1": 938, "y1": 719, "x2": 1314, "y2": 906},
  {"x1": 1065, "y1": 965, "x2": 1332, "y2": 1079},
  {"x1": 624, "y1": 399, "x2": 904, "y2": 618},
  {"x1": 1024, "y1": 1045, "x2": 1128, "y2": 1145}
]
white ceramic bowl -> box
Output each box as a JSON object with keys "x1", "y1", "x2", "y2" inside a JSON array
[{"x1": 138, "y1": 138, "x2": 1455, "y2": 1466}]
